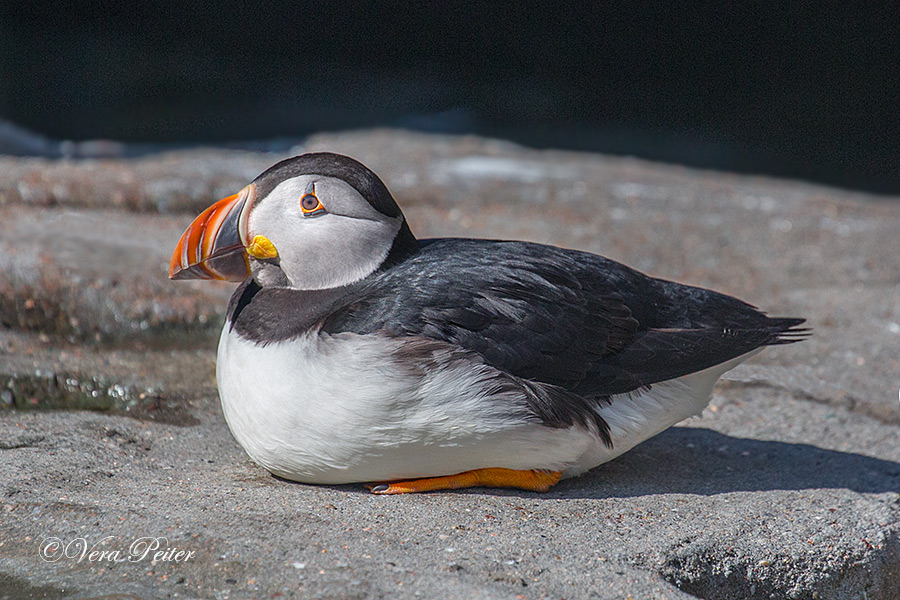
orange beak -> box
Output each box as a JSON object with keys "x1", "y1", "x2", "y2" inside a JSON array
[{"x1": 168, "y1": 184, "x2": 256, "y2": 281}]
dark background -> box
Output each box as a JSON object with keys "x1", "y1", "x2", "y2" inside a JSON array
[{"x1": 2, "y1": 3, "x2": 899, "y2": 194}]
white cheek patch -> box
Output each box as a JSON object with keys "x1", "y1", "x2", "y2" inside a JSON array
[{"x1": 276, "y1": 215, "x2": 401, "y2": 289}]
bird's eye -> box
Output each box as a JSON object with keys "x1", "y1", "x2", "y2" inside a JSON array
[{"x1": 300, "y1": 194, "x2": 325, "y2": 216}]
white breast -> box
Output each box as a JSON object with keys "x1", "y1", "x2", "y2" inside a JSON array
[{"x1": 216, "y1": 326, "x2": 756, "y2": 484}]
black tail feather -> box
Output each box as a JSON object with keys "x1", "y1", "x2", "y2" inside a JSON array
[
  {"x1": 761, "y1": 317, "x2": 810, "y2": 345},
  {"x1": 579, "y1": 315, "x2": 809, "y2": 396}
]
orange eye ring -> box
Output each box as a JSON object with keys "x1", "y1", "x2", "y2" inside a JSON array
[{"x1": 300, "y1": 194, "x2": 325, "y2": 216}]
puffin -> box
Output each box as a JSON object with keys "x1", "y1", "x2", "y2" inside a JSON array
[{"x1": 169, "y1": 152, "x2": 806, "y2": 495}]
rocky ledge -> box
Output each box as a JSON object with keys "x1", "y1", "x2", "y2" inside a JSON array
[{"x1": 0, "y1": 130, "x2": 898, "y2": 599}]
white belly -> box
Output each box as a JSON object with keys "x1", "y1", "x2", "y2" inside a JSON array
[
  {"x1": 216, "y1": 326, "x2": 755, "y2": 484},
  {"x1": 216, "y1": 327, "x2": 597, "y2": 484}
]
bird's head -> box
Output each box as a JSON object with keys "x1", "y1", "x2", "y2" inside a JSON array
[{"x1": 169, "y1": 153, "x2": 415, "y2": 289}]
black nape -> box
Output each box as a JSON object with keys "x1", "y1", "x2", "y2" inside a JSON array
[{"x1": 378, "y1": 220, "x2": 420, "y2": 273}]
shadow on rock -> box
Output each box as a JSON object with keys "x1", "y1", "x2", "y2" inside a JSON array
[{"x1": 560, "y1": 427, "x2": 900, "y2": 499}]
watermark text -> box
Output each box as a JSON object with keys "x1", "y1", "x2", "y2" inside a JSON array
[{"x1": 39, "y1": 536, "x2": 195, "y2": 564}]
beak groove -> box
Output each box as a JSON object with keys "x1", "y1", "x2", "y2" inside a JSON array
[{"x1": 168, "y1": 184, "x2": 256, "y2": 281}]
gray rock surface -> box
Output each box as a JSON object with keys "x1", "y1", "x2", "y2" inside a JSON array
[{"x1": 0, "y1": 130, "x2": 898, "y2": 599}]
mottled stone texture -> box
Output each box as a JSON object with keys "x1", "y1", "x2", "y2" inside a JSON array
[{"x1": 0, "y1": 130, "x2": 897, "y2": 599}]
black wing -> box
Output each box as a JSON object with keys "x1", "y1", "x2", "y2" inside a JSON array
[{"x1": 322, "y1": 239, "x2": 807, "y2": 396}]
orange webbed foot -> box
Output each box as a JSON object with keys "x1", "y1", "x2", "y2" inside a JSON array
[{"x1": 367, "y1": 468, "x2": 562, "y2": 495}]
